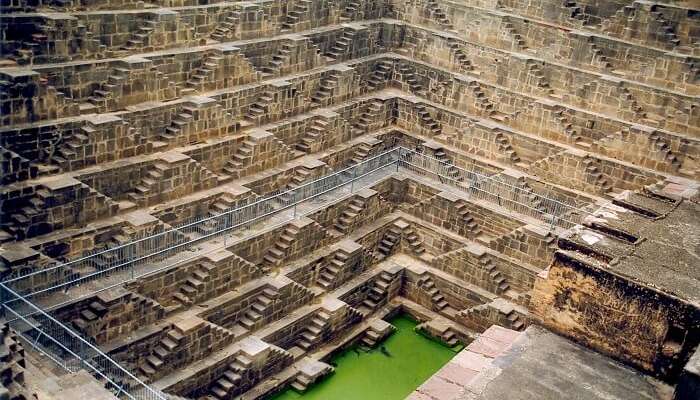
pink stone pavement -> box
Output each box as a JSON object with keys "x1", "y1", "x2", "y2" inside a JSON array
[{"x1": 407, "y1": 325, "x2": 523, "y2": 400}]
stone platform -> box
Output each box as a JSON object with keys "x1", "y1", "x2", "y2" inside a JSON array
[{"x1": 410, "y1": 325, "x2": 672, "y2": 400}]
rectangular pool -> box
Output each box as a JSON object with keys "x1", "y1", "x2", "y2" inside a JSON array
[{"x1": 269, "y1": 315, "x2": 463, "y2": 400}]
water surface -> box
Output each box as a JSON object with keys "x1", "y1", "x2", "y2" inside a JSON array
[{"x1": 269, "y1": 315, "x2": 462, "y2": 400}]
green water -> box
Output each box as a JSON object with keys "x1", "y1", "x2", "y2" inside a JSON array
[{"x1": 269, "y1": 315, "x2": 462, "y2": 400}]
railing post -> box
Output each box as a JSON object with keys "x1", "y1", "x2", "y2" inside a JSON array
[
  {"x1": 351, "y1": 165, "x2": 357, "y2": 193},
  {"x1": 293, "y1": 200, "x2": 297, "y2": 219},
  {"x1": 0, "y1": 286, "x2": 7, "y2": 319}
]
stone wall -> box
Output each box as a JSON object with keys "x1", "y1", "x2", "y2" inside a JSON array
[
  {"x1": 132, "y1": 250, "x2": 261, "y2": 308},
  {"x1": 202, "y1": 278, "x2": 314, "y2": 331},
  {"x1": 531, "y1": 250, "x2": 700, "y2": 377},
  {"x1": 56, "y1": 289, "x2": 166, "y2": 345}
]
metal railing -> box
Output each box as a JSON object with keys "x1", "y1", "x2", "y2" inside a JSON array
[
  {"x1": 0, "y1": 148, "x2": 399, "y2": 400},
  {"x1": 2, "y1": 148, "x2": 400, "y2": 301},
  {"x1": 396, "y1": 148, "x2": 591, "y2": 229},
  {"x1": 0, "y1": 146, "x2": 595, "y2": 400},
  {"x1": 2, "y1": 146, "x2": 594, "y2": 305},
  {"x1": 1, "y1": 285, "x2": 167, "y2": 400}
]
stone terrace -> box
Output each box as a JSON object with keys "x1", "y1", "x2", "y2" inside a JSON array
[{"x1": 0, "y1": 1, "x2": 698, "y2": 400}]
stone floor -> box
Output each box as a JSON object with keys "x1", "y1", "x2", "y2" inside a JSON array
[{"x1": 410, "y1": 325, "x2": 673, "y2": 400}]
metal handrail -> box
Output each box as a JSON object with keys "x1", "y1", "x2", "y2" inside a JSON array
[
  {"x1": 397, "y1": 147, "x2": 590, "y2": 213},
  {"x1": 3, "y1": 147, "x2": 594, "y2": 300},
  {"x1": 2, "y1": 147, "x2": 400, "y2": 289},
  {"x1": 0, "y1": 285, "x2": 167, "y2": 400},
  {"x1": 4, "y1": 151, "x2": 400, "y2": 314}
]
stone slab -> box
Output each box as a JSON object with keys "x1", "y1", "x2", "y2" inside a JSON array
[{"x1": 409, "y1": 325, "x2": 669, "y2": 400}]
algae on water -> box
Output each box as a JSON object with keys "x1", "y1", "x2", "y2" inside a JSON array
[{"x1": 269, "y1": 315, "x2": 460, "y2": 400}]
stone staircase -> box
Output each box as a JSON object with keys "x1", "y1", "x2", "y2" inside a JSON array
[
  {"x1": 71, "y1": 299, "x2": 108, "y2": 331},
  {"x1": 221, "y1": 140, "x2": 254, "y2": 178},
  {"x1": 448, "y1": 41, "x2": 475, "y2": 73},
  {"x1": 649, "y1": 132, "x2": 682, "y2": 172},
  {"x1": 46, "y1": 84, "x2": 81, "y2": 116},
  {"x1": 501, "y1": 17, "x2": 528, "y2": 51},
  {"x1": 1, "y1": 147, "x2": 37, "y2": 184},
  {"x1": 441, "y1": 327, "x2": 459, "y2": 346},
  {"x1": 417, "y1": 275, "x2": 449, "y2": 311},
  {"x1": 195, "y1": 192, "x2": 250, "y2": 235},
  {"x1": 477, "y1": 252, "x2": 510, "y2": 294},
  {"x1": 91, "y1": 228, "x2": 134, "y2": 269},
  {"x1": 582, "y1": 155, "x2": 613, "y2": 193},
  {"x1": 126, "y1": 164, "x2": 167, "y2": 202},
  {"x1": 398, "y1": 63, "x2": 424, "y2": 94},
  {"x1": 207, "y1": 342, "x2": 294, "y2": 399},
  {"x1": 460, "y1": 300, "x2": 526, "y2": 332},
  {"x1": 504, "y1": 308, "x2": 525, "y2": 331},
  {"x1": 172, "y1": 261, "x2": 215, "y2": 307},
  {"x1": 517, "y1": 180, "x2": 549, "y2": 215},
  {"x1": 10, "y1": 26, "x2": 48, "y2": 65},
  {"x1": 3, "y1": 189, "x2": 48, "y2": 240},
  {"x1": 126, "y1": 157, "x2": 217, "y2": 206},
  {"x1": 367, "y1": 60, "x2": 393, "y2": 90},
  {"x1": 562, "y1": 0, "x2": 587, "y2": 23},
  {"x1": 87, "y1": 67, "x2": 129, "y2": 110},
  {"x1": 360, "y1": 319, "x2": 395, "y2": 347},
  {"x1": 71, "y1": 292, "x2": 163, "y2": 344},
  {"x1": 185, "y1": 54, "x2": 224, "y2": 92},
  {"x1": 244, "y1": 90, "x2": 275, "y2": 123},
  {"x1": 358, "y1": 270, "x2": 395, "y2": 315},
  {"x1": 209, "y1": 352, "x2": 252, "y2": 399},
  {"x1": 350, "y1": 139, "x2": 383, "y2": 165},
  {"x1": 210, "y1": 192, "x2": 242, "y2": 215},
  {"x1": 281, "y1": 0, "x2": 312, "y2": 32},
  {"x1": 375, "y1": 226, "x2": 401, "y2": 260},
  {"x1": 121, "y1": 19, "x2": 157, "y2": 50},
  {"x1": 433, "y1": 147, "x2": 462, "y2": 181},
  {"x1": 296, "y1": 118, "x2": 328, "y2": 153},
  {"x1": 53, "y1": 126, "x2": 91, "y2": 168},
  {"x1": 234, "y1": 288, "x2": 279, "y2": 333},
  {"x1": 426, "y1": 0, "x2": 454, "y2": 30},
  {"x1": 5, "y1": 182, "x2": 118, "y2": 241},
  {"x1": 340, "y1": 0, "x2": 362, "y2": 22},
  {"x1": 0, "y1": 320, "x2": 27, "y2": 400},
  {"x1": 316, "y1": 249, "x2": 350, "y2": 289},
  {"x1": 139, "y1": 326, "x2": 186, "y2": 378},
  {"x1": 279, "y1": 164, "x2": 317, "y2": 203},
  {"x1": 261, "y1": 42, "x2": 294, "y2": 76},
  {"x1": 525, "y1": 60, "x2": 554, "y2": 95},
  {"x1": 325, "y1": 28, "x2": 355, "y2": 60},
  {"x1": 352, "y1": 102, "x2": 384, "y2": 135},
  {"x1": 295, "y1": 310, "x2": 330, "y2": 351},
  {"x1": 160, "y1": 106, "x2": 195, "y2": 144},
  {"x1": 495, "y1": 132, "x2": 523, "y2": 165},
  {"x1": 401, "y1": 226, "x2": 427, "y2": 257},
  {"x1": 211, "y1": 10, "x2": 240, "y2": 41},
  {"x1": 416, "y1": 104, "x2": 441, "y2": 134},
  {"x1": 333, "y1": 197, "x2": 366, "y2": 234},
  {"x1": 309, "y1": 72, "x2": 340, "y2": 106},
  {"x1": 553, "y1": 108, "x2": 584, "y2": 145},
  {"x1": 261, "y1": 225, "x2": 300, "y2": 271},
  {"x1": 576, "y1": 80, "x2": 598, "y2": 101},
  {"x1": 649, "y1": 8, "x2": 681, "y2": 49},
  {"x1": 618, "y1": 86, "x2": 646, "y2": 120},
  {"x1": 291, "y1": 358, "x2": 333, "y2": 392},
  {"x1": 467, "y1": 81, "x2": 498, "y2": 117},
  {"x1": 588, "y1": 41, "x2": 613, "y2": 72}
]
